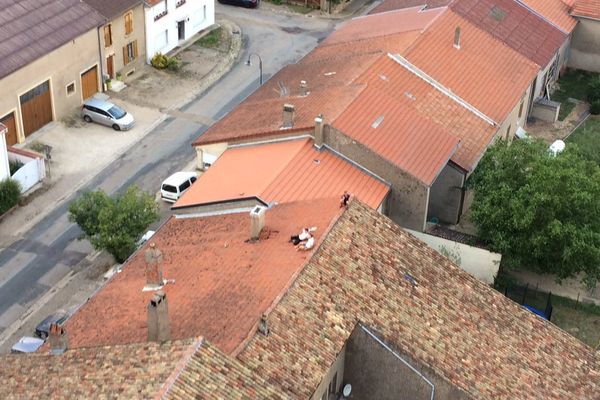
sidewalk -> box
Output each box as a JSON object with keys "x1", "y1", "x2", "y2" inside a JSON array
[{"x1": 0, "y1": 18, "x2": 242, "y2": 249}]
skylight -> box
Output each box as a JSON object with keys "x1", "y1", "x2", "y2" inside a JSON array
[{"x1": 371, "y1": 115, "x2": 384, "y2": 129}]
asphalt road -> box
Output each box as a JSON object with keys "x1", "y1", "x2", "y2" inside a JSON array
[{"x1": 0, "y1": 6, "x2": 335, "y2": 338}]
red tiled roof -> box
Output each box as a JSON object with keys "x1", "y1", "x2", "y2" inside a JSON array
[
  {"x1": 333, "y1": 84, "x2": 460, "y2": 185},
  {"x1": 324, "y1": 6, "x2": 445, "y2": 46},
  {"x1": 64, "y1": 199, "x2": 344, "y2": 354},
  {"x1": 517, "y1": 0, "x2": 578, "y2": 31},
  {"x1": 175, "y1": 139, "x2": 390, "y2": 209},
  {"x1": 237, "y1": 200, "x2": 600, "y2": 399},
  {"x1": 369, "y1": 0, "x2": 451, "y2": 14},
  {"x1": 302, "y1": 32, "x2": 421, "y2": 63},
  {"x1": 249, "y1": 52, "x2": 381, "y2": 103},
  {"x1": 403, "y1": 9, "x2": 539, "y2": 123},
  {"x1": 357, "y1": 54, "x2": 496, "y2": 171},
  {"x1": 192, "y1": 84, "x2": 365, "y2": 146},
  {"x1": 450, "y1": 0, "x2": 567, "y2": 67},
  {"x1": 571, "y1": 0, "x2": 600, "y2": 19}
]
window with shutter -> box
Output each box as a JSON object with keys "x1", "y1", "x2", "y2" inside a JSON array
[
  {"x1": 104, "y1": 25, "x2": 112, "y2": 47},
  {"x1": 124, "y1": 11, "x2": 133, "y2": 35}
]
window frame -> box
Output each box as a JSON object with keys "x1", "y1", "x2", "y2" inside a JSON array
[
  {"x1": 104, "y1": 24, "x2": 112, "y2": 47},
  {"x1": 66, "y1": 82, "x2": 76, "y2": 96}
]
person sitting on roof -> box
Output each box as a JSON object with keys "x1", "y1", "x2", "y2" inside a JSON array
[
  {"x1": 296, "y1": 233, "x2": 315, "y2": 251},
  {"x1": 340, "y1": 191, "x2": 351, "y2": 208},
  {"x1": 290, "y1": 228, "x2": 311, "y2": 245}
]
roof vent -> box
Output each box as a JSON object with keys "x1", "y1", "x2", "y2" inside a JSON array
[
  {"x1": 453, "y1": 26, "x2": 461, "y2": 50},
  {"x1": 282, "y1": 104, "x2": 295, "y2": 129},
  {"x1": 300, "y1": 80, "x2": 309, "y2": 97},
  {"x1": 324, "y1": 71, "x2": 336, "y2": 76},
  {"x1": 371, "y1": 115, "x2": 385, "y2": 129},
  {"x1": 404, "y1": 91, "x2": 416, "y2": 100},
  {"x1": 379, "y1": 74, "x2": 389, "y2": 82},
  {"x1": 489, "y1": 6, "x2": 507, "y2": 22},
  {"x1": 250, "y1": 206, "x2": 267, "y2": 241}
]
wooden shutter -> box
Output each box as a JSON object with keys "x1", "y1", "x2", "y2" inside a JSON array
[
  {"x1": 125, "y1": 12, "x2": 133, "y2": 34},
  {"x1": 104, "y1": 25, "x2": 112, "y2": 46},
  {"x1": 133, "y1": 40, "x2": 138, "y2": 59},
  {"x1": 123, "y1": 45, "x2": 128, "y2": 65}
]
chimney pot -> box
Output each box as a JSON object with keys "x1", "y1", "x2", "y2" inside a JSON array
[
  {"x1": 144, "y1": 243, "x2": 164, "y2": 287},
  {"x1": 300, "y1": 80, "x2": 309, "y2": 96},
  {"x1": 250, "y1": 206, "x2": 267, "y2": 241},
  {"x1": 314, "y1": 114, "x2": 324, "y2": 148},
  {"x1": 49, "y1": 323, "x2": 68, "y2": 355},
  {"x1": 454, "y1": 26, "x2": 461, "y2": 49},
  {"x1": 147, "y1": 290, "x2": 170, "y2": 342},
  {"x1": 282, "y1": 104, "x2": 295, "y2": 129}
]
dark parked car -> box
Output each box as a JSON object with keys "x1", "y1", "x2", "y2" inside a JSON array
[
  {"x1": 35, "y1": 313, "x2": 68, "y2": 340},
  {"x1": 218, "y1": 0, "x2": 259, "y2": 8}
]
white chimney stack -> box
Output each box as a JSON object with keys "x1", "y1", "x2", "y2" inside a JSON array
[
  {"x1": 300, "y1": 80, "x2": 309, "y2": 96},
  {"x1": 250, "y1": 206, "x2": 267, "y2": 241},
  {"x1": 314, "y1": 115, "x2": 324, "y2": 148},
  {"x1": 282, "y1": 104, "x2": 295, "y2": 129}
]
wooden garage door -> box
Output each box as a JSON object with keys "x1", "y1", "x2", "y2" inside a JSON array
[
  {"x1": 0, "y1": 113, "x2": 17, "y2": 146},
  {"x1": 20, "y1": 81, "x2": 53, "y2": 137},
  {"x1": 81, "y1": 66, "x2": 98, "y2": 100}
]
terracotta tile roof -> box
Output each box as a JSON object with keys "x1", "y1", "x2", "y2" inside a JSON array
[
  {"x1": 249, "y1": 52, "x2": 381, "y2": 103},
  {"x1": 82, "y1": 0, "x2": 141, "y2": 19},
  {"x1": 192, "y1": 84, "x2": 365, "y2": 146},
  {"x1": 301, "y1": 32, "x2": 421, "y2": 63},
  {"x1": 0, "y1": 0, "x2": 105, "y2": 80},
  {"x1": 175, "y1": 139, "x2": 390, "y2": 209},
  {"x1": 236, "y1": 200, "x2": 600, "y2": 399},
  {"x1": 517, "y1": 0, "x2": 578, "y2": 31},
  {"x1": 403, "y1": 9, "x2": 539, "y2": 123},
  {"x1": 369, "y1": 0, "x2": 451, "y2": 14},
  {"x1": 357, "y1": 54, "x2": 496, "y2": 171},
  {"x1": 64, "y1": 199, "x2": 344, "y2": 354},
  {"x1": 164, "y1": 339, "x2": 284, "y2": 399},
  {"x1": 0, "y1": 339, "x2": 198, "y2": 399},
  {"x1": 333, "y1": 84, "x2": 460, "y2": 185},
  {"x1": 450, "y1": 0, "x2": 567, "y2": 67},
  {"x1": 324, "y1": 6, "x2": 446, "y2": 46},
  {"x1": 571, "y1": 0, "x2": 600, "y2": 19}
]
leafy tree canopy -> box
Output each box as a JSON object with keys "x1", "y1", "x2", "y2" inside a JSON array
[
  {"x1": 468, "y1": 138, "x2": 600, "y2": 288},
  {"x1": 68, "y1": 186, "x2": 159, "y2": 263}
]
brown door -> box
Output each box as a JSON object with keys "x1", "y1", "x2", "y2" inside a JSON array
[
  {"x1": 0, "y1": 112, "x2": 18, "y2": 146},
  {"x1": 20, "y1": 81, "x2": 53, "y2": 137},
  {"x1": 81, "y1": 66, "x2": 98, "y2": 100},
  {"x1": 106, "y1": 55, "x2": 114, "y2": 79}
]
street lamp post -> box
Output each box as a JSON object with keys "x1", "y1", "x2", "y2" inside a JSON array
[{"x1": 245, "y1": 53, "x2": 263, "y2": 86}]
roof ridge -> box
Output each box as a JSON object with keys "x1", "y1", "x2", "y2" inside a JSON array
[
  {"x1": 156, "y1": 337, "x2": 205, "y2": 400},
  {"x1": 387, "y1": 53, "x2": 497, "y2": 126}
]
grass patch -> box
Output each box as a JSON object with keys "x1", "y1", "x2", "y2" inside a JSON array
[
  {"x1": 551, "y1": 296, "x2": 600, "y2": 348},
  {"x1": 286, "y1": 3, "x2": 313, "y2": 13},
  {"x1": 567, "y1": 116, "x2": 600, "y2": 165},
  {"x1": 553, "y1": 69, "x2": 600, "y2": 121},
  {"x1": 195, "y1": 27, "x2": 223, "y2": 49}
]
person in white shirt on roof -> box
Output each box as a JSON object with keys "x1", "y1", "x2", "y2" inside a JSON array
[{"x1": 296, "y1": 233, "x2": 315, "y2": 251}]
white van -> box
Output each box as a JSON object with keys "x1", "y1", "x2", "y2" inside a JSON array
[{"x1": 161, "y1": 171, "x2": 197, "y2": 203}]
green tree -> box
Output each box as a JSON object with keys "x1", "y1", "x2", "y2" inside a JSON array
[
  {"x1": 468, "y1": 139, "x2": 600, "y2": 288},
  {"x1": 69, "y1": 186, "x2": 159, "y2": 263}
]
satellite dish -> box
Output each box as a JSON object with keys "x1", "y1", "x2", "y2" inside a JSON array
[{"x1": 343, "y1": 384, "x2": 352, "y2": 397}]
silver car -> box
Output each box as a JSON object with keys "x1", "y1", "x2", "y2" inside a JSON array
[{"x1": 82, "y1": 98, "x2": 135, "y2": 131}]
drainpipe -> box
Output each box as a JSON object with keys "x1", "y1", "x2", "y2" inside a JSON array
[{"x1": 96, "y1": 22, "x2": 107, "y2": 92}]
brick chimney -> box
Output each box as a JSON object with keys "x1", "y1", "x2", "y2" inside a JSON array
[
  {"x1": 144, "y1": 243, "x2": 164, "y2": 287},
  {"x1": 282, "y1": 104, "x2": 295, "y2": 129},
  {"x1": 250, "y1": 206, "x2": 267, "y2": 241},
  {"x1": 314, "y1": 115, "x2": 324, "y2": 148},
  {"x1": 147, "y1": 290, "x2": 170, "y2": 342},
  {"x1": 454, "y1": 26, "x2": 461, "y2": 49},
  {"x1": 258, "y1": 314, "x2": 269, "y2": 336},
  {"x1": 300, "y1": 80, "x2": 309, "y2": 97},
  {"x1": 48, "y1": 323, "x2": 68, "y2": 355}
]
